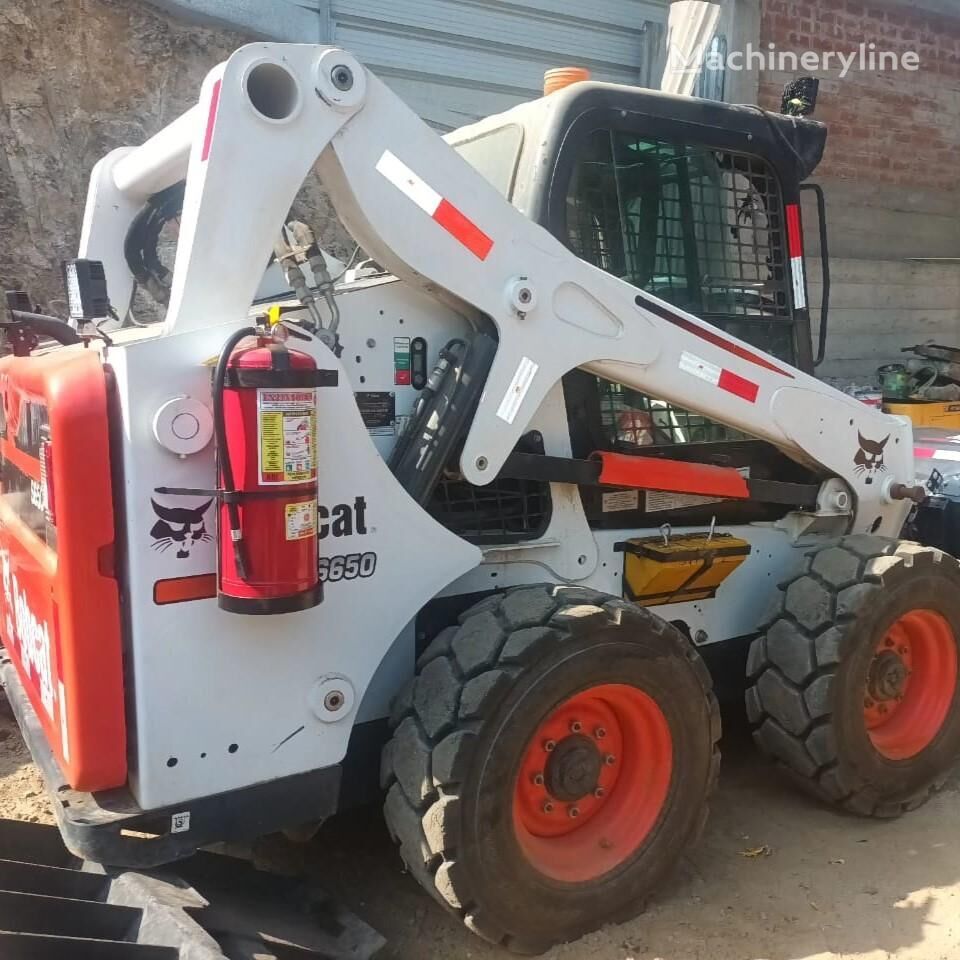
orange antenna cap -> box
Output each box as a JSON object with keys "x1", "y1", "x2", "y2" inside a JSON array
[{"x1": 543, "y1": 67, "x2": 591, "y2": 95}]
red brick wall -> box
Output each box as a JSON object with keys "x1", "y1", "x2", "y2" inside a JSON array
[{"x1": 758, "y1": 0, "x2": 960, "y2": 189}]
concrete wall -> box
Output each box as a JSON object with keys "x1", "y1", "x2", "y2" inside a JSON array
[
  {"x1": 759, "y1": 0, "x2": 960, "y2": 381},
  {"x1": 148, "y1": 0, "x2": 668, "y2": 129},
  {"x1": 0, "y1": 0, "x2": 350, "y2": 311}
]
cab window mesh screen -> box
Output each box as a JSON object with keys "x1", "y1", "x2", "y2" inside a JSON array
[
  {"x1": 598, "y1": 381, "x2": 743, "y2": 448},
  {"x1": 566, "y1": 129, "x2": 793, "y2": 447}
]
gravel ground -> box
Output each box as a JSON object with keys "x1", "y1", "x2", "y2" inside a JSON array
[
  {"x1": 0, "y1": 702, "x2": 52, "y2": 824},
  {"x1": 1, "y1": 699, "x2": 959, "y2": 960}
]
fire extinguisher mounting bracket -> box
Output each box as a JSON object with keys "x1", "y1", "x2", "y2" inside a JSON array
[{"x1": 220, "y1": 367, "x2": 338, "y2": 389}]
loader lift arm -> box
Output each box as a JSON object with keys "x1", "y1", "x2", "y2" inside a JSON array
[{"x1": 79, "y1": 43, "x2": 915, "y2": 536}]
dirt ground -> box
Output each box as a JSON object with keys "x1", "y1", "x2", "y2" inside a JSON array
[
  {"x1": 0, "y1": 701, "x2": 52, "y2": 824},
  {"x1": 2, "y1": 701, "x2": 959, "y2": 960}
]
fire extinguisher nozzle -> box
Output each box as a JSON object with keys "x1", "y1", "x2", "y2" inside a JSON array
[{"x1": 233, "y1": 542, "x2": 248, "y2": 581}]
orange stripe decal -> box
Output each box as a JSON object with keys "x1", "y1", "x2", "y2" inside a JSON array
[
  {"x1": 635, "y1": 293, "x2": 795, "y2": 379},
  {"x1": 376, "y1": 149, "x2": 494, "y2": 260},
  {"x1": 154, "y1": 573, "x2": 217, "y2": 605}
]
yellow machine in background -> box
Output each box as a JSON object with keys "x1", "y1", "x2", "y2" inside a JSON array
[{"x1": 884, "y1": 400, "x2": 960, "y2": 430}]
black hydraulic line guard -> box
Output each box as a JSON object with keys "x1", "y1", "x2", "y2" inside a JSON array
[{"x1": 389, "y1": 330, "x2": 497, "y2": 505}]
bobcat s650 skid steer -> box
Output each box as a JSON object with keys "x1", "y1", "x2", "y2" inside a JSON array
[{"x1": 1, "y1": 43, "x2": 958, "y2": 953}]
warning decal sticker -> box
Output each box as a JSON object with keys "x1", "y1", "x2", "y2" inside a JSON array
[
  {"x1": 393, "y1": 338, "x2": 411, "y2": 386},
  {"x1": 258, "y1": 389, "x2": 317, "y2": 485},
  {"x1": 601, "y1": 490, "x2": 639, "y2": 513},
  {"x1": 285, "y1": 500, "x2": 318, "y2": 541}
]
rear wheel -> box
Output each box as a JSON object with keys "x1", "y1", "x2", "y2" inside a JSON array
[
  {"x1": 747, "y1": 536, "x2": 960, "y2": 816},
  {"x1": 381, "y1": 585, "x2": 720, "y2": 953}
]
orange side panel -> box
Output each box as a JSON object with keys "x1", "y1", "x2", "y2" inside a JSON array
[
  {"x1": 592, "y1": 451, "x2": 751, "y2": 500},
  {"x1": 0, "y1": 348, "x2": 126, "y2": 792}
]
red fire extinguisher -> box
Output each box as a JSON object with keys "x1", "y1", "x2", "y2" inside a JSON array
[{"x1": 213, "y1": 326, "x2": 329, "y2": 614}]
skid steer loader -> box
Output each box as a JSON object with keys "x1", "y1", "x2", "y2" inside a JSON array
[{"x1": 2, "y1": 43, "x2": 959, "y2": 953}]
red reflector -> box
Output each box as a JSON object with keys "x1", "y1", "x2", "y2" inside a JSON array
[
  {"x1": 153, "y1": 574, "x2": 217, "y2": 605},
  {"x1": 201, "y1": 78, "x2": 222, "y2": 162},
  {"x1": 786, "y1": 203, "x2": 803, "y2": 257},
  {"x1": 432, "y1": 198, "x2": 494, "y2": 261},
  {"x1": 718, "y1": 368, "x2": 760, "y2": 403},
  {"x1": 40, "y1": 438, "x2": 56, "y2": 525}
]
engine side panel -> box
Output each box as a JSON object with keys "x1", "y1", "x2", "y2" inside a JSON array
[
  {"x1": 0, "y1": 348, "x2": 125, "y2": 791},
  {"x1": 109, "y1": 317, "x2": 479, "y2": 811}
]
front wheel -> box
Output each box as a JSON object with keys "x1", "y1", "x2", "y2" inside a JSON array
[
  {"x1": 381, "y1": 585, "x2": 720, "y2": 953},
  {"x1": 747, "y1": 536, "x2": 960, "y2": 817}
]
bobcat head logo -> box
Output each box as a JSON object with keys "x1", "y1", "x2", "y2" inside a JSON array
[
  {"x1": 854, "y1": 433, "x2": 889, "y2": 484},
  {"x1": 151, "y1": 499, "x2": 213, "y2": 559}
]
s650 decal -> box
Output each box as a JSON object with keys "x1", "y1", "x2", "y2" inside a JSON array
[{"x1": 318, "y1": 552, "x2": 377, "y2": 583}]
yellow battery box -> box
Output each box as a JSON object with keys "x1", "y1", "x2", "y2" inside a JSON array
[{"x1": 621, "y1": 532, "x2": 751, "y2": 607}]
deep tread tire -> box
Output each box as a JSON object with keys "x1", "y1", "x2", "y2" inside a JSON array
[
  {"x1": 747, "y1": 536, "x2": 960, "y2": 817},
  {"x1": 381, "y1": 585, "x2": 720, "y2": 953}
]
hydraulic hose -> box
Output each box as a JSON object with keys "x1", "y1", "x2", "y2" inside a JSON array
[
  {"x1": 8, "y1": 310, "x2": 81, "y2": 345},
  {"x1": 213, "y1": 326, "x2": 257, "y2": 581}
]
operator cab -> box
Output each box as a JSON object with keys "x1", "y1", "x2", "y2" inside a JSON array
[
  {"x1": 447, "y1": 75, "x2": 829, "y2": 534},
  {"x1": 448, "y1": 75, "x2": 826, "y2": 373}
]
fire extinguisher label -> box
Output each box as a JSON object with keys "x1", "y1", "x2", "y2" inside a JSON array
[
  {"x1": 257, "y1": 389, "x2": 317, "y2": 485},
  {"x1": 285, "y1": 499, "x2": 318, "y2": 541}
]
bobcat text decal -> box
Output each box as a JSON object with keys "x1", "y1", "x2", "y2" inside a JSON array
[
  {"x1": 317, "y1": 496, "x2": 376, "y2": 583},
  {"x1": 319, "y1": 496, "x2": 368, "y2": 539},
  {"x1": 1, "y1": 551, "x2": 55, "y2": 717}
]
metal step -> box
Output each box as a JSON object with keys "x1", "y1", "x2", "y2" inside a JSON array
[{"x1": 0, "y1": 818, "x2": 384, "y2": 959}]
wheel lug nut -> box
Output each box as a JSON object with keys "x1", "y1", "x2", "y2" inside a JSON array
[
  {"x1": 542, "y1": 801, "x2": 554, "y2": 813},
  {"x1": 604, "y1": 754, "x2": 616, "y2": 766},
  {"x1": 594, "y1": 727, "x2": 606, "y2": 740},
  {"x1": 532, "y1": 772, "x2": 545, "y2": 786},
  {"x1": 568, "y1": 806, "x2": 580, "y2": 818},
  {"x1": 543, "y1": 739, "x2": 556, "y2": 752},
  {"x1": 594, "y1": 786, "x2": 605, "y2": 798},
  {"x1": 570, "y1": 720, "x2": 582, "y2": 733}
]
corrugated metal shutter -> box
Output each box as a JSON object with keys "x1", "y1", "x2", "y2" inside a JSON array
[{"x1": 330, "y1": 0, "x2": 668, "y2": 128}]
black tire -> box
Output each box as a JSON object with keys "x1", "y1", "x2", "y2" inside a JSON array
[
  {"x1": 381, "y1": 584, "x2": 720, "y2": 953},
  {"x1": 747, "y1": 535, "x2": 960, "y2": 817}
]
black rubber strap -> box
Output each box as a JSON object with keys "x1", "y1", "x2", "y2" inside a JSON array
[
  {"x1": 221, "y1": 368, "x2": 338, "y2": 389},
  {"x1": 154, "y1": 486, "x2": 315, "y2": 503}
]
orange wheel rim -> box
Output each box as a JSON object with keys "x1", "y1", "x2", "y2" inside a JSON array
[
  {"x1": 512, "y1": 683, "x2": 672, "y2": 883},
  {"x1": 864, "y1": 609, "x2": 958, "y2": 760}
]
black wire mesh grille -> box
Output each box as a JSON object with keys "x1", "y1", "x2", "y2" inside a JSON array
[
  {"x1": 566, "y1": 130, "x2": 794, "y2": 448},
  {"x1": 428, "y1": 472, "x2": 551, "y2": 544}
]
